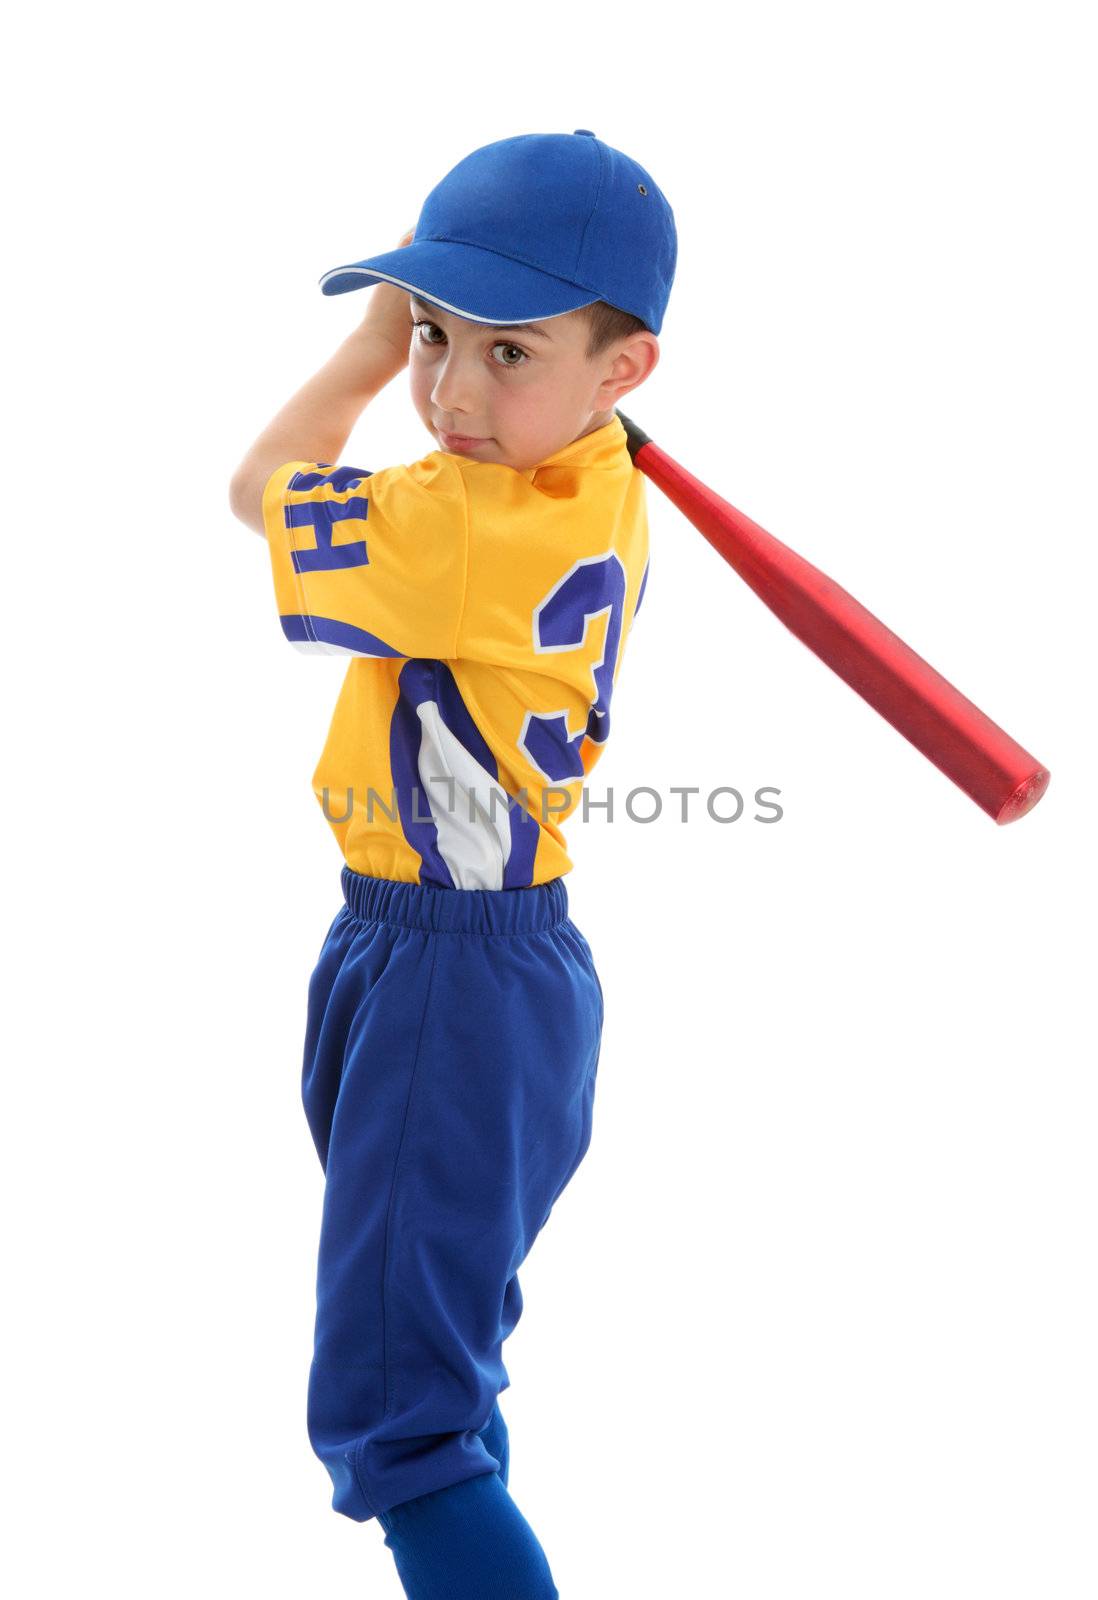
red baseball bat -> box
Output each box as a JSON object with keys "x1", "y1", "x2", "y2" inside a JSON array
[{"x1": 615, "y1": 409, "x2": 1050, "y2": 825}]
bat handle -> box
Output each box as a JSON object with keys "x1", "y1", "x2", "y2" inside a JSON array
[{"x1": 616, "y1": 408, "x2": 652, "y2": 464}]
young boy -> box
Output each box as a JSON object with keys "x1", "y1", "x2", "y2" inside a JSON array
[{"x1": 229, "y1": 131, "x2": 676, "y2": 1599}]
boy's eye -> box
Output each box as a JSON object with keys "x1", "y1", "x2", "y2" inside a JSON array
[
  {"x1": 491, "y1": 343, "x2": 529, "y2": 367},
  {"x1": 411, "y1": 319, "x2": 529, "y2": 367},
  {"x1": 412, "y1": 319, "x2": 446, "y2": 345}
]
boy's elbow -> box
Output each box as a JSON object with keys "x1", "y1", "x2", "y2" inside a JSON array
[{"x1": 228, "y1": 470, "x2": 266, "y2": 537}]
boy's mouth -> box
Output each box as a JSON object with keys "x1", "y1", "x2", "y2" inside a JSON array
[{"x1": 438, "y1": 429, "x2": 490, "y2": 451}]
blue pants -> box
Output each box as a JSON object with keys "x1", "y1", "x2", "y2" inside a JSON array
[{"x1": 300, "y1": 865, "x2": 604, "y2": 1535}]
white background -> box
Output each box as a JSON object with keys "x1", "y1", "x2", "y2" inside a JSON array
[{"x1": 6, "y1": 2, "x2": 1095, "y2": 1596}]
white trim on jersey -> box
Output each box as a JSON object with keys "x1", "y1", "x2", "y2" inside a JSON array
[{"x1": 414, "y1": 699, "x2": 515, "y2": 892}]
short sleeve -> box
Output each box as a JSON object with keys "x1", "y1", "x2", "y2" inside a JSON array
[{"x1": 261, "y1": 451, "x2": 468, "y2": 659}]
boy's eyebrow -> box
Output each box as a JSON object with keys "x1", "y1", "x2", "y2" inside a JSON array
[{"x1": 410, "y1": 294, "x2": 554, "y2": 340}]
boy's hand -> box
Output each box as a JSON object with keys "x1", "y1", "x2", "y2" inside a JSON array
[{"x1": 357, "y1": 228, "x2": 417, "y2": 363}]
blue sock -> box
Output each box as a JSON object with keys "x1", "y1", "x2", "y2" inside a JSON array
[{"x1": 376, "y1": 1404, "x2": 559, "y2": 1600}]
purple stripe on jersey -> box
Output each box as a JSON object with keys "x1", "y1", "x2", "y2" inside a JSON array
[
  {"x1": 279, "y1": 613, "x2": 404, "y2": 657},
  {"x1": 389, "y1": 662, "x2": 456, "y2": 889}
]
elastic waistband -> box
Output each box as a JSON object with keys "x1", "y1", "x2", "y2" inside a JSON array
[{"x1": 340, "y1": 866, "x2": 570, "y2": 936}]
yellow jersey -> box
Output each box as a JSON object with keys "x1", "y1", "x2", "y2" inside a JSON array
[{"x1": 262, "y1": 413, "x2": 649, "y2": 889}]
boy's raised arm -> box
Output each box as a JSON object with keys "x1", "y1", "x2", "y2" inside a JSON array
[
  {"x1": 229, "y1": 229, "x2": 417, "y2": 536},
  {"x1": 228, "y1": 325, "x2": 409, "y2": 537}
]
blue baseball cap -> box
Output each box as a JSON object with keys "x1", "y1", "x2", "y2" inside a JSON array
[{"x1": 318, "y1": 130, "x2": 677, "y2": 336}]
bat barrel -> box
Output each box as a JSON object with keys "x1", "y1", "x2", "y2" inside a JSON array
[{"x1": 617, "y1": 413, "x2": 1051, "y2": 825}]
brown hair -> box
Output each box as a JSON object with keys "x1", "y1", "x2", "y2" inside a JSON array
[{"x1": 573, "y1": 300, "x2": 650, "y2": 360}]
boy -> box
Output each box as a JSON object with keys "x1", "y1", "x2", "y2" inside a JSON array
[{"x1": 229, "y1": 131, "x2": 676, "y2": 1599}]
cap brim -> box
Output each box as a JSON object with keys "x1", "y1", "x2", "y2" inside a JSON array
[{"x1": 318, "y1": 238, "x2": 601, "y2": 326}]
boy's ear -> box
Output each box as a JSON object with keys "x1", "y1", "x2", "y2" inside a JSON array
[{"x1": 599, "y1": 332, "x2": 659, "y2": 408}]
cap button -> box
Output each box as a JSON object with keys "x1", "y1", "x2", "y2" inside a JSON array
[{"x1": 573, "y1": 129, "x2": 596, "y2": 137}]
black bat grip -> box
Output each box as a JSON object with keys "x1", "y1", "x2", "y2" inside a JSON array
[{"x1": 614, "y1": 408, "x2": 652, "y2": 464}]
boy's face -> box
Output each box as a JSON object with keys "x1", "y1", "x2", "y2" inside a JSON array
[{"x1": 407, "y1": 294, "x2": 658, "y2": 473}]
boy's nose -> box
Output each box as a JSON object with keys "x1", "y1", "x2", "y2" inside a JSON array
[{"x1": 431, "y1": 361, "x2": 481, "y2": 417}]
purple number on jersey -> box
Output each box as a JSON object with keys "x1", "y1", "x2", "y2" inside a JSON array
[{"x1": 522, "y1": 553, "x2": 628, "y2": 782}]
